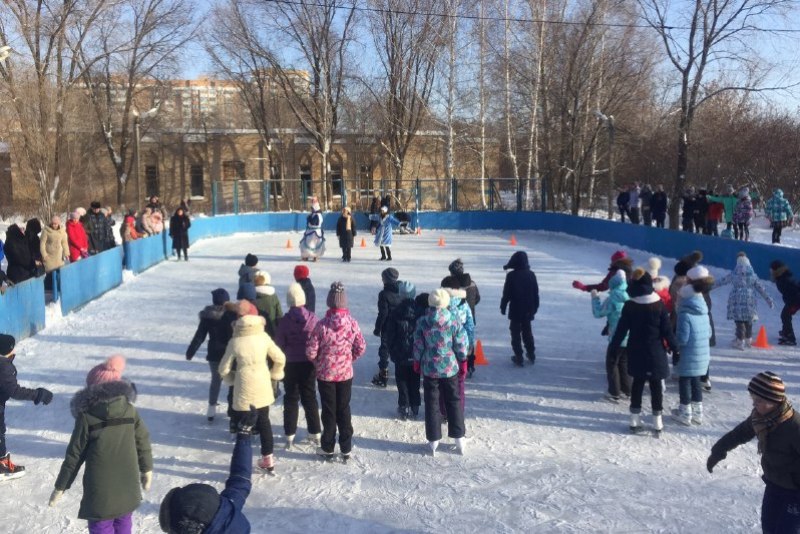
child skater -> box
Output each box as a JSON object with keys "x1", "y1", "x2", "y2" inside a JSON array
[
  {"x1": 49, "y1": 356, "x2": 152, "y2": 534},
  {"x1": 237, "y1": 254, "x2": 259, "y2": 300},
  {"x1": 501, "y1": 251, "x2": 539, "y2": 367},
  {"x1": 414, "y1": 289, "x2": 469, "y2": 456},
  {"x1": 336, "y1": 206, "x2": 357, "y2": 262},
  {"x1": 384, "y1": 282, "x2": 420, "y2": 420},
  {"x1": 372, "y1": 268, "x2": 406, "y2": 388},
  {"x1": 274, "y1": 283, "x2": 321, "y2": 448},
  {"x1": 306, "y1": 282, "x2": 366, "y2": 460},
  {"x1": 441, "y1": 276, "x2": 475, "y2": 416},
  {"x1": 293, "y1": 264, "x2": 316, "y2": 313},
  {"x1": 446, "y1": 259, "x2": 481, "y2": 377},
  {"x1": 714, "y1": 252, "x2": 774, "y2": 349},
  {"x1": 590, "y1": 270, "x2": 631, "y2": 403},
  {"x1": 770, "y1": 260, "x2": 800, "y2": 346},
  {"x1": 672, "y1": 267, "x2": 713, "y2": 426}
]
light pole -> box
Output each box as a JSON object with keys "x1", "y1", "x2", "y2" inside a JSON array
[
  {"x1": 595, "y1": 110, "x2": 615, "y2": 220},
  {"x1": 131, "y1": 106, "x2": 159, "y2": 208}
]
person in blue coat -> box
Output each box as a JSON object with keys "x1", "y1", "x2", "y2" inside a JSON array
[
  {"x1": 591, "y1": 270, "x2": 630, "y2": 402},
  {"x1": 159, "y1": 408, "x2": 257, "y2": 534},
  {"x1": 673, "y1": 267, "x2": 713, "y2": 426},
  {"x1": 373, "y1": 206, "x2": 399, "y2": 261}
]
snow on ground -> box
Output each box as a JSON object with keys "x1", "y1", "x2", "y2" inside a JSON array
[{"x1": 1, "y1": 228, "x2": 799, "y2": 533}]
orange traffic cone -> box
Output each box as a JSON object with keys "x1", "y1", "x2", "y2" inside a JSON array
[
  {"x1": 474, "y1": 340, "x2": 489, "y2": 366},
  {"x1": 753, "y1": 325, "x2": 771, "y2": 349},
  {"x1": 437, "y1": 236, "x2": 446, "y2": 247},
  {"x1": 285, "y1": 239, "x2": 293, "y2": 249},
  {"x1": 510, "y1": 234, "x2": 517, "y2": 246},
  {"x1": 360, "y1": 237, "x2": 367, "y2": 248}
]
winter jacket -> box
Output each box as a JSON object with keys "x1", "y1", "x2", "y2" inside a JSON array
[
  {"x1": 706, "y1": 194, "x2": 738, "y2": 223},
  {"x1": 374, "y1": 281, "x2": 405, "y2": 336},
  {"x1": 500, "y1": 251, "x2": 540, "y2": 322},
  {"x1": 169, "y1": 212, "x2": 191, "y2": 250},
  {"x1": 336, "y1": 215, "x2": 357, "y2": 249},
  {"x1": 121, "y1": 215, "x2": 140, "y2": 242},
  {"x1": 3, "y1": 225, "x2": 35, "y2": 283},
  {"x1": 711, "y1": 410, "x2": 800, "y2": 491},
  {"x1": 137, "y1": 210, "x2": 155, "y2": 236},
  {"x1": 237, "y1": 264, "x2": 258, "y2": 301},
  {"x1": 447, "y1": 289, "x2": 475, "y2": 349},
  {"x1": 650, "y1": 191, "x2": 668, "y2": 216},
  {"x1": 772, "y1": 265, "x2": 800, "y2": 307},
  {"x1": 591, "y1": 274, "x2": 629, "y2": 346},
  {"x1": 306, "y1": 309, "x2": 366, "y2": 382},
  {"x1": 218, "y1": 315, "x2": 286, "y2": 411},
  {"x1": 40, "y1": 224, "x2": 69, "y2": 273},
  {"x1": 682, "y1": 194, "x2": 697, "y2": 220},
  {"x1": 616, "y1": 191, "x2": 630, "y2": 210},
  {"x1": 186, "y1": 305, "x2": 238, "y2": 363},
  {"x1": 275, "y1": 306, "x2": 319, "y2": 363},
  {"x1": 580, "y1": 257, "x2": 634, "y2": 293},
  {"x1": 25, "y1": 218, "x2": 42, "y2": 266},
  {"x1": 610, "y1": 293, "x2": 677, "y2": 380},
  {"x1": 413, "y1": 307, "x2": 468, "y2": 379},
  {"x1": 765, "y1": 190, "x2": 793, "y2": 225},
  {"x1": 297, "y1": 278, "x2": 316, "y2": 313},
  {"x1": 628, "y1": 186, "x2": 641, "y2": 209},
  {"x1": 374, "y1": 214, "x2": 399, "y2": 247},
  {"x1": 204, "y1": 433, "x2": 252, "y2": 533},
  {"x1": 0, "y1": 356, "x2": 38, "y2": 405},
  {"x1": 384, "y1": 297, "x2": 417, "y2": 364},
  {"x1": 84, "y1": 211, "x2": 114, "y2": 253},
  {"x1": 707, "y1": 202, "x2": 724, "y2": 223},
  {"x1": 54, "y1": 381, "x2": 153, "y2": 522},
  {"x1": 150, "y1": 211, "x2": 164, "y2": 234},
  {"x1": 733, "y1": 197, "x2": 755, "y2": 225},
  {"x1": 66, "y1": 220, "x2": 89, "y2": 262},
  {"x1": 455, "y1": 273, "x2": 481, "y2": 323},
  {"x1": 675, "y1": 288, "x2": 712, "y2": 377},
  {"x1": 715, "y1": 259, "x2": 773, "y2": 322},
  {"x1": 640, "y1": 187, "x2": 653, "y2": 212},
  {"x1": 254, "y1": 285, "x2": 283, "y2": 338}
]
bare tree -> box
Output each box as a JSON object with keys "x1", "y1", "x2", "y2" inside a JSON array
[{"x1": 638, "y1": 0, "x2": 796, "y2": 228}]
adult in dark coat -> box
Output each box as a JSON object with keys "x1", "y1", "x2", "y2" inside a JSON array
[
  {"x1": 335, "y1": 207, "x2": 357, "y2": 262},
  {"x1": 640, "y1": 185, "x2": 653, "y2": 226},
  {"x1": 24, "y1": 218, "x2": 43, "y2": 276},
  {"x1": 372, "y1": 268, "x2": 406, "y2": 386},
  {"x1": 0, "y1": 334, "x2": 53, "y2": 478},
  {"x1": 501, "y1": 251, "x2": 540, "y2": 366},
  {"x1": 169, "y1": 208, "x2": 191, "y2": 261},
  {"x1": 616, "y1": 190, "x2": 630, "y2": 223},
  {"x1": 770, "y1": 260, "x2": 800, "y2": 345},
  {"x1": 681, "y1": 189, "x2": 697, "y2": 232},
  {"x1": 3, "y1": 225, "x2": 35, "y2": 284},
  {"x1": 695, "y1": 189, "x2": 710, "y2": 235},
  {"x1": 186, "y1": 288, "x2": 238, "y2": 420},
  {"x1": 610, "y1": 270, "x2": 678, "y2": 432},
  {"x1": 707, "y1": 372, "x2": 800, "y2": 533},
  {"x1": 84, "y1": 202, "x2": 114, "y2": 254},
  {"x1": 650, "y1": 185, "x2": 668, "y2": 228}
]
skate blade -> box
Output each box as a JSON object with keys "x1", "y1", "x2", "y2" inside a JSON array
[{"x1": 0, "y1": 471, "x2": 26, "y2": 482}]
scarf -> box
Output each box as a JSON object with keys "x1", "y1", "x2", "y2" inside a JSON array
[
  {"x1": 751, "y1": 400, "x2": 794, "y2": 454},
  {"x1": 345, "y1": 215, "x2": 351, "y2": 231}
]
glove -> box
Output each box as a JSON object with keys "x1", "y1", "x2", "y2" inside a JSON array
[
  {"x1": 458, "y1": 360, "x2": 467, "y2": 378},
  {"x1": 590, "y1": 290, "x2": 598, "y2": 298},
  {"x1": 237, "y1": 405, "x2": 259, "y2": 434},
  {"x1": 706, "y1": 453, "x2": 724, "y2": 473},
  {"x1": 500, "y1": 306, "x2": 506, "y2": 316},
  {"x1": 141, "y1": 471, "x2": 152, "y2": 491},
  {"x1": 412, "y1": 361, "x2": 421, "y2": 375},
  {"x1": 185, "y1": 350, "x2": 193, "y2": 361},
  {"x1": 34, "y1": 388, "x2": 53, "y2": 406},
  {"x1": 572, "y1": 280, "x2": 587, "y2": 291},
  {"x1": 373, "y1": 329, "x2": 380, "y2": 337},
  {"x1": 48, "y1": 489, "x2": 64, "y2": 507},
  {"x1": 672, "y1": 351, "x2": 680, "y2": 366}
]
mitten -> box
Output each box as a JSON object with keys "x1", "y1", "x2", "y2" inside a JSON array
[
  {"x1": 185, "y1": 350, "x2": 193, "y2": 361},
  {"x1": 706, "y1": 453, "x2": 724, "y2": 473},
  {"x1": 500, "y1": 306, "x2": 506, "y2": 316},
  {"x1": 458, "y1": 360, "x2": 467, "y2": 378},
  {"x1": 34, "y1": 387, "x2": 53, "y2": 406},
  {"x1": 590, "y1": 290, "x2": 598, "y2": 298},
  {"x1": 373, "y1": 329, "x2": 380, "y2": 337},
  {"x1": 48, "y1": 489, "x2": 64, "y2": 507},
  {"x1": 141, "y1": 471, "x2": 152, "y2": 491},
  {"x1": 412, "y1": 361, "x2": 421, "y2": 375},
  {"x1": 572, "y1": 280, "x2": 587, "y2": 291},
  {"x1": 237, "y1": 405, "x2": 259, "y2": 434}
]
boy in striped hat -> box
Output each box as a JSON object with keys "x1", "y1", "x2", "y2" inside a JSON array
[{"x1": 707, "y1": 371, "x2": 800, "y2": 532}]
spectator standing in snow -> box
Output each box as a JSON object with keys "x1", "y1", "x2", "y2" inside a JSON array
[
  {"x1": 25, "y1": 217, "x2": 44, "y2": 276},
  {"x1": 770, "y1": 260, "x2": 800, "y2": 346},
  {"x1": 49, "y1": 356, "x2": 152, "y2": 534},
  {"x1": 374, "y1": 206, "x2": 399, "y2": 261},
  {"x1": 609, "y1": 269, "x2": 678, "y2": 434},
  {"x1": 650, "y1": 185, "x2": 668, "y2": 228},
  {"x1": 274, "y1": 283, "x2": 321, "y2": 448},
  {"x1": 150, "y1": 209, "x2": 164, "y2": 235},
  {"x1": 681, "y1": 188, "x2": 697, "y2": 232},
  {"x1": 705, "y1": 191, "x2": 724, "y2": 236},
  {"x1": 85, "y1": 202, "x2": 114, "y2": 254},
  {"x1": 590, "y1": 270, "x2": 631, "y2": 403},
  {"x1": 169, "y1": 207, "x2": 191, "y2": 261},
  {"x1": 0, "y1": 334, "x2": 53, "y2": 480},
  {"x1": 414, "y1": 289, "x2": 468, "y2": 456},
  {"x1": 186, "y1": 288, "x2": 238, "y2": 422},
  {"x1": 616, "y1": 188, "x2": 630, "y2": 223},
  {"x1": 707, "y1": 185, "x2": 739, "y2": 237},
  {"x1": 714, "y1": 253, "x2": 773, "y2": 350},
  {"x1": 66, "y1": 211, "x2": 90, "y2": 262},
  {"x1": 640, "y1": 184, "x2": 653, "y2": 226},
  {"x1": 293, "y1": 264, "x2": 316, "y2": 313},
  {"x1": 707, "y1": 372, "x2": 800, "y2": 534},
  {"x1": 501, "y1": 251, "x2": 540, "y2": 367},
  {"x1": 3, "y1": 224, "x2": 35, "y2": 284},
  {"x1": 306, "y1": 282, "x2": 366, "y2": 460},
  {"x1": 40, "y1": 215, "x2": 69, "y2": 291},
  {"x1": 336, "y1": 206, "x2": 356, "y2": 262},
  {"x1": 733, "y1": 188, "x2": 755, "y2": 242},
  {"x1": 121, "y1": 209, "x2": 141, "y2": 243},
  {"x1": 765, "y1": 188, "x2": 794, "y2": 244},
  {"x1": 628, "y1": 183, "x2": 641, "y2": 224}
]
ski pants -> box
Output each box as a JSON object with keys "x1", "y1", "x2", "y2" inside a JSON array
[
  {"x1": 509, "y1": 320, "x2": 535, "y2": 359},
  {"x1": 233, "y1": 406, "x2": 273, "y2": 456},
  {"x1": 606, "y1": 346, "x2": 631, "y2": 398},
  {"x1": 629, "y1": 376, "x2": 664, "y2": 415},
  {"x1": 283, "y1": 361, "x2": 321, "y2": 438},
  {"x1": 762, "y1": 481, "x2": 800, "y2": 534},
  {"x1": 88, "y1": 513, "x2": 133, "y2": 534},
  {"x1": 318, "y1": 379, "x2": 353, "y2": 455},
  {"x1": 423, "y1": 375, "x2": 465, "y2": 442},
  {"x1": 395, "y1": 362, "x2": 420, "y2": 410}
]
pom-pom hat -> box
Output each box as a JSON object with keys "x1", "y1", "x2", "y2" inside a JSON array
[{"x1": 86, "y1": 355, "x2": 126, "y2": 386}]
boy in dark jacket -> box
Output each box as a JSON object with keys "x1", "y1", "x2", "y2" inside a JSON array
[
  {"x1": 384, "y1": 282, "x2": 419, "y2": 420},
  {"x1": 707, "y1": 372, "x2": 800, "y2": 533},
  {"x1": 770, "y1": 260, "x2": 800, "y2": 345},
  {"x1": 160, "y1": 408, "x2": 257, "y2": 534},
  {"x1": 293, "y1": 264, "x2": 316, "y2": 313},
  {"x1": 501, "y1": 251, "x2": 540, "y2": 367},
  {"x1": 445, "y1": 259, "x2": 481, "y2": 377},
  {"x1": 0, "y1": 334, "x2": 53, "y2": 479},
  {"x1": 186, "y1": 288, "x2": 238, "y2": 421},
  {"x1": 372, "y1": 268, "x2": 405, "y2": 387}
]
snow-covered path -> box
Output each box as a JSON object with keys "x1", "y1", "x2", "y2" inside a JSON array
[{"x1": 2, "y1": 229, "x2": 797, "y2": 533}]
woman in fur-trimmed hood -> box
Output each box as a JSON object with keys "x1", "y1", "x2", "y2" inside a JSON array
[{"x1": 51, "y1": 356, "x2": 153, "y2": 530}]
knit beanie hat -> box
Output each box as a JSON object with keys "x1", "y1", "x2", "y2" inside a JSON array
[
  {"x1": 90, "y1": 201, "x2": 102, "y2": 209},
  {"x1": 0, "y1": 334, "x2": 15, "y2": 357},
  {"x1": 237, "y1": 300, "x2": 258, "y2": 317},
  {"x1": 293, "y1": 264, "x2": 309, "y2": 281},
  {"x1": 287, "y1": 283, "x2": 306, "y2": 308},
  {"x1": 441, "y1": 275, "x2": 461, "y2": 290},
  {"x1": 381, "y1": 268, "x2": 399, "y2": 285},
  {"x1": 159, "y1": 483, "x2": 220, "y2": 534},
  {"x1": 211, "y1": 288, "x2": 229, "y2": 306},
  {"x1": 75, "y1": 207, "x2": 87, "y2": 217},
  {"x1": 448, "y1": 259, "x2": 465, "y2": 276},
  {"x1": 327, "y1": 281, "x2": 347, "y2": 309},
  {"x1": 681, "y1": 250, "x2": 703, "y2": 268},
  {"x1": 86, "y1": 355, "x2": 126, "y2": 386},
  {"x1": 687, "y1": 265, "x2": 710, "y2": 281},
  {"x1": 428, "y1": 288, "x2": 451, "y2": 309},
  {"x1": 628, "y1": 269, "x2": 654, "y2": 298},
  {"x1": 245, "y1": 254, "x2": 258, "y2": 267},
  {"x1": 748, "y1": 371, "x2": 786, "y2": 403},
  {"x1": 611, "y1": 250, "x2": 627, "y2": 263},
  {"x1": 254, "y1": 271, "x2": 271, "y2": 286},
  {"x1": 647, "y1": 257, "x2": 662, "y2": 279}
]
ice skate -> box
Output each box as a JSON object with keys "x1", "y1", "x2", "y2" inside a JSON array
[
  {"x1": 0, "y1": 454, "x2": 25, "y2": 481},
  {"x1": 603, "y1": 393, "x2": 621, "y2": 404},
  {"x1": 702, "y1": 378, "x2": 712, "y2": 392},
  {"x1": 428, "y1": 440, "x2": 439, "y2": 457},
  {"x1": 306, "y1": 433, "x2": 321, "y2": 447},
  {"x1": 511, "y1": 355, "x2": 524, "y2": 367},
  {"x1": 371, "y1": 369, "x2": 389, "y2": 387},
  {"x1": 316, "y1": 447, "x2": 335, "y2": 460},
  {"x1": 653, "y1": 414, "x2": 664, "y2": 435},
  {"x1": 744, "y1": 338, "x2": 752, "y2": 348},
  {"x1": 455, "y1": 437, "x2": 467, "y2": 456},
  {"x1": 257, "y1": 454, "x2": 275, "y2": 474},
  {"x1": 732, "y1": 338, "x2": 744, "y2": 350},
  {"x1": 409, "y1": 406, "x2": 420, "y2": 420},
  {"x1": 397, "y1": 406, "x2": 409, "y2": 421},
  {"x1": 671, "y1": 404, "x2": 692, "y2": 426},
  {"x1": 691, "y1": 402, "x2": 703, "y2": 425},
  {"x1": 206, "y1": 404, "x2": 216, "y2": 422},
  {"x1": 629, "y1": 413, "x2": 644, "y2": 433},
  {"x1": 285, "y1": 434, "x2": 295, "y2": 449}
]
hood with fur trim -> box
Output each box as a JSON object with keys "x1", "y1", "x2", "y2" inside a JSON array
[
  {"x1": 255, "y1": 285, "x2": 276, "y2": 296},
  {"x1": 70, "y1": 380, "x2": 137, "y2": 419},
  {"x1": 199, "y1": 304, "x2": 227, "y2": 321}
]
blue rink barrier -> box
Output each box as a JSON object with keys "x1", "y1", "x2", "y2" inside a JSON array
[
  {"x1": 123, "y1": 233, "x2": 168, "y2": 273},
  {"x1": 0, "y1": 276, "x2": 46, "y2": 340},
  {"x1": 59, "y1": 246, "x2": 124, "y2": 315}
]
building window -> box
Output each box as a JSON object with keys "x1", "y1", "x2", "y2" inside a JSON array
[
  {"x1": 190, "y1": 165, "x2": 204, "y2": 197},
  {"x1": 222, "y1": 160, "x2": 246, "y2": 181},
  {"x1": 270, "y1": 163, "x2": 283, "y2": 197},
  {"x1": 331, "y1": 165, "x2": 343, "y2": 197},
  {"x1": 300, "y1": 165, "x2": 312, "y2": 198},
  {"x1": 145, "y1": 166, "x2": 159, "y2": 198},
  {"x1": 358, "y1": 164, "x2": 372, "y2": 193}
]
